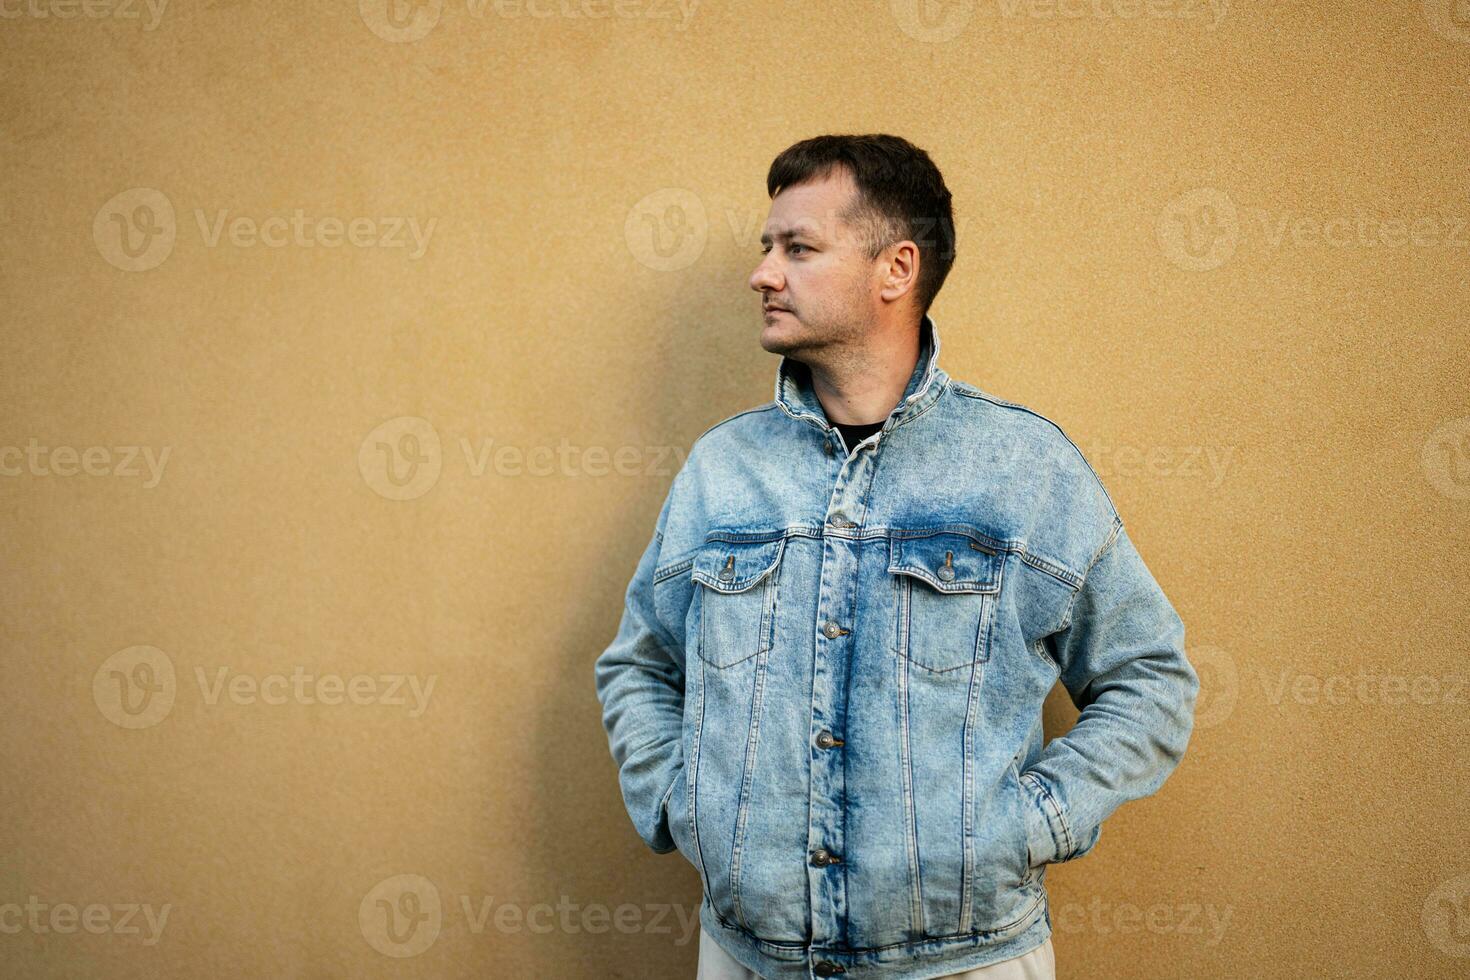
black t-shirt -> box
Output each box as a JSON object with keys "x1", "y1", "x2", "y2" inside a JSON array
[{"x1": 834, "y1": 419, "x2": 885, "y2": 454}]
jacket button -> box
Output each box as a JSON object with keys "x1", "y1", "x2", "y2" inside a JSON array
[
  {"x1": 816, "y1": 731, "x2": 837, "y2": 748},
  {"x1": 824, "y1": 440, "x2": 834, "y2": 456},
  {"x1": 822, "y1": 621, "x2": 843, "y2": 639},
  {"x1": 814, "y1": 962, "x2": 845, "y2": 976},
  {"x1": 937, "y1": 565, "x2": 955, "y2": 582},
  {"x1": 810, "y1": 847, "x2": 841, "y2": 866}
]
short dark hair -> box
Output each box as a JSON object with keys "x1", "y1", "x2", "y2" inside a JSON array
[{"x1": 765, "y1": 133, "x2": 956, "y2": 317}]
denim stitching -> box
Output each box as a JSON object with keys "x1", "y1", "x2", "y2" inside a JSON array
[
  {"x1": 958, "y1": 649, "x2": 983, "y2": 934},
  {"x1": 894, "y1": 581, "x2": 924, "y2": 936},
  {"x1": 728, "y1": 632, "x2": 769, "y2": 932}
]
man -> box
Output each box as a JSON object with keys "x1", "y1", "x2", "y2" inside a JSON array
[{"x1": 594, "y1": 134, "x2": 1199, "y2": 980}]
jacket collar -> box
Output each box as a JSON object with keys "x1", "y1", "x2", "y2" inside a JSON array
[{"x1": 774, "y1": 312, "x2": 950, "y2": 434}]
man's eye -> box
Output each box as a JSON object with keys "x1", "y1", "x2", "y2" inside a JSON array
[{"x1": 789, "y1": 243, "x2": 808, "y2": 254}]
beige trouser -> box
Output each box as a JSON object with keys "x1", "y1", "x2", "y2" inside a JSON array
[{"x1": 696, "y1": 927, "x2": 1055, "y2": 980}]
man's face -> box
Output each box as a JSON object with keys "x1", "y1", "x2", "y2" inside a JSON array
[{"x1": 749, "y1": 167, "x2": 886, "y2": 359}]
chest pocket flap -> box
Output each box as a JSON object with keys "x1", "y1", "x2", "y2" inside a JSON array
[
  {"x1": 691, "y1": 536, "x2": 786, "y2": 669},
  {"x1": 888, "y1": 531, "x2": 1003, "y2": 594},
  {"x1": 691, "y1": 537, "x2": 786, "y2": 594},
  {"x1": 889, "y1": 530, "x2": 1004, "y2": 673}
]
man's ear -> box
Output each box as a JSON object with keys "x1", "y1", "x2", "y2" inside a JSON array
[{"x1": 879, "y1": 240, "x2": 920, "y2": 304}]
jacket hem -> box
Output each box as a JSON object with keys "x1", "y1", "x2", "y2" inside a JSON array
[{"x1": 696, "y1": 887, "x2": 1053, "y2": 980}]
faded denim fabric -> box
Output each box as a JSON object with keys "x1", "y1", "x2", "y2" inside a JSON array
[{"x1": 593, "y1": 314, "x2": 1199, "y2": 980}]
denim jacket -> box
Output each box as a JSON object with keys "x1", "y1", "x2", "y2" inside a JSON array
[{"x1": 594, "y1": 314, "x2": 1199, "y2": 979}]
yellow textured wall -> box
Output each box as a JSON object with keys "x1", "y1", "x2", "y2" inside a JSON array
[{"x1": 3, "y1": 1, "x2": 1467, "y2": 976}]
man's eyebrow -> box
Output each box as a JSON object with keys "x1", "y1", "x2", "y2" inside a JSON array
[{"x1": 758, "y1": 228, "x2": 821, "y2": 246}]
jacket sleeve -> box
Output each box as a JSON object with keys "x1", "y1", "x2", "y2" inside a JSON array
[
  {"x1": 593, "y1": 487, "x2": 686, "y2": 854},
  {"x1": 1019, "y1": 518, "x2": 1199, "y2": 867}
]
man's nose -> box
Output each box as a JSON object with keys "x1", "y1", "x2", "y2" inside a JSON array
[{"x1": 749, "y1": 255, "x2": 782, "y2": 293}]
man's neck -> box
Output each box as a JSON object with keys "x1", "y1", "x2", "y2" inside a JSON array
[{"x1": 807, "y1": 317, "x2": 922, "y2": 426}]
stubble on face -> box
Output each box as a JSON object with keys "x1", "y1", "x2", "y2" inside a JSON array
[
  {"x1": 759, "y1": 230, "x2": 878, "y2": 364},
  {"x1": 760, "y1": 298, "x2": 874, "y2": 371}
]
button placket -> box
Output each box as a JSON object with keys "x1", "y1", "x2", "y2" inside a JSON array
[{"x1": 806, "y1": 436, "x2": 884, "y2": 949}]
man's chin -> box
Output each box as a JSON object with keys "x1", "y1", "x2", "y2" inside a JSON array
[{"x1": 759, "y1": 315, "x2": 803, "y2": 354}]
